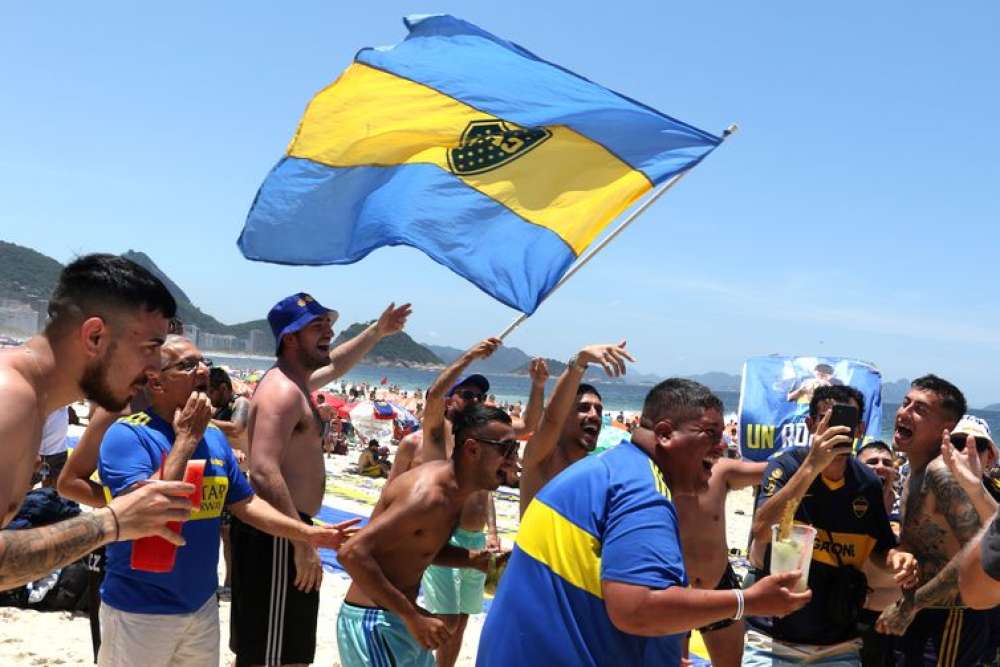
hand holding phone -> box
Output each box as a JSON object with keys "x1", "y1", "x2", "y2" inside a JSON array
[{"x1": 828, "y1": 404, "x2": 859, "y2": 453}]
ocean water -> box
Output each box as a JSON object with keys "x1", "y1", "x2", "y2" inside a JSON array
[{"x1": 212, "y1": 355, "x2": 1000, "y2": 442}]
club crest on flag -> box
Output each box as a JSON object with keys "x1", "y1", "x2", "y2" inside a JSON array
[{"x1": 447, "y1": 120, "x2": 552, "y2": 175}]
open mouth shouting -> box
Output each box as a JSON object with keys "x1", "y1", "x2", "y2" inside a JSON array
[
  {"x1": 581, "y1": 422, "x2": 601, "y2": 448},
  {"x1": 894, "y1": 420, "x2": 914, "y2": 449}
]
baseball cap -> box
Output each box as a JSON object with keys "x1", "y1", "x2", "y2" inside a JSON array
[
  {"x1": 267, "y1": 293, "x2": 338, "y2": 355},
  {"x1": 448, "y1": 374, "x2": 490, "y2": 397},
  {"x1": 953, "y1": 415, "x2": 995, "y2": 452}
]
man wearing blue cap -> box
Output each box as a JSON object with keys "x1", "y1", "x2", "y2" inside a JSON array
[
  {"x1": 386, "y1": 337, "x2": 548, "y2": 667},
  {"x1": 230, "y1": 293, "x2": 411, "y2": 667}
]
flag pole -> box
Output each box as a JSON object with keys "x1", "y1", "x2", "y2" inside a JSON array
[{"x1": 496, "y1": 123, "x2": 738, "y2": 341}]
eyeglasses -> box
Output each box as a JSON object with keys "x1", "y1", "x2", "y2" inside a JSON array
[
  {"x1": 163, "y1": 356, "x2": 213, "y2": 373},
  {"x1": 950, "y1": 434, "x2": 992, "y2": 454},
  {"x1": 475, "y1": 436, "x2": 520, "y2": 459},
  {"x1": 456, "y1": 390, "x2": 484, "y2": 402}
]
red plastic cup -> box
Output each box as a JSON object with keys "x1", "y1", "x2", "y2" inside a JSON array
[
  {"x1": 130, "y1": 459, "x2": 206, "y2": 573},
  {"x1": 184, "y1": 459, "x2": 206, "y2": 510},
  {"x1": 130, "y1": 522, "x2": 182, "y2": 572}
]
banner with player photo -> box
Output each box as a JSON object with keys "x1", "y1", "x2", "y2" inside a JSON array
[{"x1": 738, "y1": 355, "x2": 883, "y2": 462}]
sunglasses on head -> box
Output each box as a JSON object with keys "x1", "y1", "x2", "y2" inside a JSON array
[
  {"x1": 163, "y1": 356, "x2": 213, "y2": 373},
  {"x1": 950, "y1": 433, "x2": 992, "y2": 454},
  {"x1": 474, "y1": 436, "x2": 520, "y2": 459},
  {"x1": 456, "y1": 390, "x2": 484, "y2": 402}
]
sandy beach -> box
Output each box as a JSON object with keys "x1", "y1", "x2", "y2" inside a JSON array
[{"x1": 0, "y1": 447, "x2": 756, "y2": 666}]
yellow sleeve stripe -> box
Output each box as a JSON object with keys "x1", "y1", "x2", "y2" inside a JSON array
[
  {"x1": 515, "y1": 499, "x2": 603, "y2": 598},
  {"x1": 289, "y1": 63, "x2": 651, "y2": 255}
]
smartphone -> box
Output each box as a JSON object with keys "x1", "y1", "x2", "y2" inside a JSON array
[{"x1": 828, "y1": 403, "x2": 859, "y2": 452}]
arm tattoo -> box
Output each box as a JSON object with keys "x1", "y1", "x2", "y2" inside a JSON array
[
  {"x1": 908, "y1": 464, "x2": 984, "y2": 608},
  {"x1": 926, "y1": 465, "x2": 983, "y2": 542},
  {"x1": 232, "y1": 399, "x2": 250, "y2": 429},
  {"x1": 0, "y1": 512, "x2": 109, "y2": 591}
]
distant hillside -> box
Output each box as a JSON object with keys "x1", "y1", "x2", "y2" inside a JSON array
[
  {"x1": 122, "y1": 250, "x2": 269, "y2": 337},
  {"x1": 424, "y1": 343, "x2": 532, "y2": 375},
  {"x1": 335, "y1": 322, "x2": 442, "y2": 366},
  {"x1": 985, "y1": 404, "x2": 1000, "y2": 412},
  {"x1": 0, "y1": 241, "x2": 63, "y2": 304}
]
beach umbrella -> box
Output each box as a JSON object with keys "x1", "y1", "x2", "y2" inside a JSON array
[{"x1": 348, "y1": 401, "x2": 396, "y2": 444}]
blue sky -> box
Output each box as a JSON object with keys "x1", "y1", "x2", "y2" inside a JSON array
[{"x1": 2, "y1": 2, "x2": 998, "y2": 405}]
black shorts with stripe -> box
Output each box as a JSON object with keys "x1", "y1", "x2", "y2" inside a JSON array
[
  {"x1": 229, "y1": 513, "x2": 320, "y2": 666},
  {"x1": 894, "y1": 606, "x2": 992, "y2": 667}
]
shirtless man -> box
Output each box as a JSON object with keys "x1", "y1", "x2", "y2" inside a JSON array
[
  {"x1": 0, "y1": 254, "x2": 194, "y2": 591},
  {"x1": 336, "y1": 403, "x2": 520, "y2": 667},
  {"x1": 386, "y1": 337, "x2": 546, "y2": 667},
  {"x1": 674, "y1": 450, "x2": 767, "y2": 666},
  {"x1": 517, "y1": 341, "x2": 634, "y2": 515},
  {"x1": 229, "y1": 292, "x2": 410, "y2": 667},
  {"x1": 878, "y1": 376, "x2": 994, "y2": 666}
]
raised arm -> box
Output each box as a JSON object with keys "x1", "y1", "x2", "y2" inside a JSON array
[
  {"x1": 57, "y1": 405, "x2": 120, "y2": 507},
  {"x1": 386, "y1": 432, "x2": 420, "y2": 483},
  {"x1": 309, "y1": 303, "x2": 412, "y2": 391},
  {"x1": 157, "y1": 393, "x2": 212, "y2": 483},
  {"x1": 940, "y1": 430, "x2": 998, "y2": 522},
  {"x1": 512, "y1": 359, "x2": 549, "y2": 436},
  {"x1": 421, "y1": 338, "x2": 501, "y2": 461},
  {"x1": 751, "y1": 414, "x2": 849, "y2": 546},
  {"x1": 522, "y1": 343, "x2": 633, "y2": 471}
]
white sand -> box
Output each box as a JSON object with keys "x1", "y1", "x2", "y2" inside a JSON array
[{"x1": 0, "y1": 451, "x2": 756, "y2": 666}]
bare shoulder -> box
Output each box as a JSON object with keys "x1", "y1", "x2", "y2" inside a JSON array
[
  {"x1": 253, "y1": 370, "x2": 305, "y2": 412},
  {"x1": 0, "y1": 364, "x2": 39, "y2": 426}
]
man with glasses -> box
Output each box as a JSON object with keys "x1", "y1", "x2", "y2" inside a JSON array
[
  {"x1": 231, "y1": 293, "x2": 411, "y2": 667},
  {"x1": 96, "y1": 335, "x2": 358, "y2": 666},
  {"x1": 337, "y1": 403, "x2": 520, "y2": 667},
  {"x1": 386, "y1": 337, "x2": 547, "y2": 667}
]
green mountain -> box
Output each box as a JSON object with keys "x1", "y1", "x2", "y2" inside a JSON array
[
  {"x1": 0, "y1": 241, "x2": 64, "y2": 305},
  {"x1": 334, "y1": 322, "x2": 443, "y2": 366},
  {"x1": 425, "y1": 343, "x2": 532, "y2": 375},
  {"x1": 121, "y1": 250, "x2": 269, "y2": 338}
]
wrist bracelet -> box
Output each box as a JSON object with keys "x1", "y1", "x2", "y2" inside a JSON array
[
  {"x1": 732, "y1": 588, "x2": 745, "y2": 621},
  {"x1": 106, "y1": 506, "x2": 121, "y2": 542},
  {"x1": 567, "y1": 355, "x2": 587, "y2": 373}
]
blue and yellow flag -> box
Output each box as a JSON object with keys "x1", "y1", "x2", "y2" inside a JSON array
[{"x1": 238, "y1": 15, "x2": 721, "y2": 314}]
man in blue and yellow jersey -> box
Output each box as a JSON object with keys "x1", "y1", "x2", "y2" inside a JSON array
[
  {"x1": 746, "y1": 384, "x2": 917, "y2": 666},
  {"x1": 477, "y1": 379, "x2": 812, "y2": 667},
  {"x1": 97, "y1": 336, "x2": 357, "y2": 667}
]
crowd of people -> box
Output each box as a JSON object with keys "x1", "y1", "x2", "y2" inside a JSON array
[{"x1": 2, "y1": 254, "x2": 1000, "y2": 667}]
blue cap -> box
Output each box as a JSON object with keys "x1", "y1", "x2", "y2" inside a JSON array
[
  {"x1": 447, "y1": 374, "x2": 490, "y2": 397},
  {"x1": 267, "y1": 293, "x2": 338, "y2": 355}
]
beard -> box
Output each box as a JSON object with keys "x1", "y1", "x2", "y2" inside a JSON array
[
  {"x1": 80, "y1": 345, "x2": 136, "y2": 411},
  {"x1": 296, "y1": 344, "x2": 329, "y2": 372}
]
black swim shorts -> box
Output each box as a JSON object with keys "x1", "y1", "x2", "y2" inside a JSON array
[{"x1": 229, "y1": 513, "x2": 320, "y2": 666}]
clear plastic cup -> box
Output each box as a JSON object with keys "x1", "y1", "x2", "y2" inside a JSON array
[
  {"x1": 770, "y1": 523, "x2": 817, "y2": 592},
  {"x1": 130, "y1": 459, "x2": 205, "y2": 573}
]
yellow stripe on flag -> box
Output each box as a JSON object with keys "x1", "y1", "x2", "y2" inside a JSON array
[{"x1": 289, "y1": 63, "x2": 652, "y2": 255}]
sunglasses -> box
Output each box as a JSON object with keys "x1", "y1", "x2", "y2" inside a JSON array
[
  {"x1": 163, "y1": 356, "x2": 213, "y2": 373},
  {"x1": 456, "y1": 390, "x2": 485, "y2": 402},
  {"x1": 475, "y1": 436, "x2": 520, "y2": 459},
  {"x1": 950, "y1": 434, "x2": 992, "y2": 454}
]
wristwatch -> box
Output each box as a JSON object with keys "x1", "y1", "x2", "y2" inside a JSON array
[{"x1": 567, "y1": 354, "x2": 588, "y2": 373}]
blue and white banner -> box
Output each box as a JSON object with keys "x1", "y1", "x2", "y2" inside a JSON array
[{"x1": 738, "y1": 355, "x2": 882, "y2": 462}]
